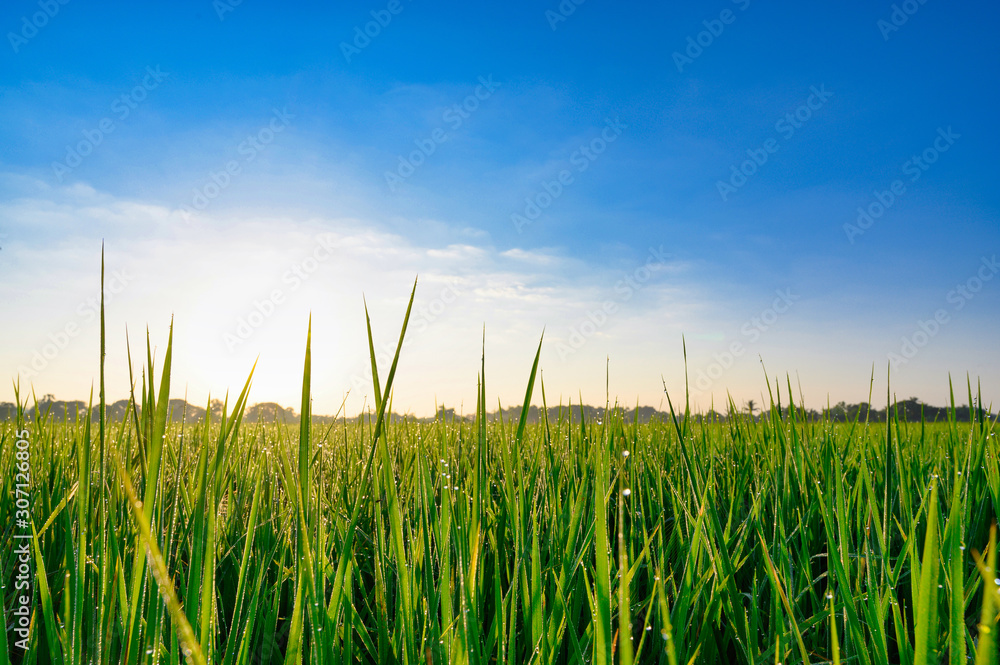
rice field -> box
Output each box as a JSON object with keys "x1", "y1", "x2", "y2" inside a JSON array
[{"x1": 2, "y1": 280, "x2": 999, "y2": 665}]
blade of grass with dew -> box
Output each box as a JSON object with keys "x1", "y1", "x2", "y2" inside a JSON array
[
  {"x1": 972, "y1": 524, "x2": 998, "y2": 665},
  {"x1": 283, "y1": 316, "x2": 319, "y2": 665},
  {"x1": 756, "y1": 529, "x2": 810, "y2": 665},
  {"x1": 0, "y1": 574, "x2": 9, "y2": 665},
  {"x1": 817, "y1": 466, "x2": 873, "y2": 665},
  {"x1": 157, "y1": 396, "x2": 191, "y2": 665},
  {"x1": 703, "y1": 486, "x2": 754, "y2": 662},
  {"x1": 654, "y1": 570, "x2": 679, "y2": 665},
  {"x1": 197, "y1": 445, "x2": 219, "y2": 661},
  {"x1": 232, "y1": 555, "x2": 270, "y2": 665},
  {"x1": 830, "y1": 589, "x2": 841, "y2": 665},
  {"x1": 592, "y1": 429, "x2": 613, "y2": 665},
  {"x1": 416, "y1": 449, "x2": 444, "y2": 665},
  {"x1": 123, "y1": 319, "x2": 174, "y2": 665},
  {"x1": 94, "y1": 243, "x2": 108, "y2": 665},
  {"x1": 364, "y1": 300, "x2": 415, "y2": 664},
  {"x1": 221, "y1": 466, "x2": 264, "y2": 665},
  {"x1": 31, "y1": 523, "x2": 62, "y2": 662},
  {"x1": 325, "y1": 279, "x2": 418, "y2": 653},
  {"x1": 184, "y1": 405, "x2": 212, "y2": 640},
  {"x1": 914, "y1": 480, "x2": 941, "y2": 665},
  {"x1": 117, "y1": 459, "x2": 207, "y2": 665},
  {"x1": 945, "y1": 465, "x2": 967, "y2": 665},
  {"x1": 617, "y1": 445, "x2": 633, "y2": 665},
  {"x1": 71, "y1": 389, "x2": 91, "y2": 665},
  {"x1": 529, "y1": 509, "x2": 543, "y2": 660}
]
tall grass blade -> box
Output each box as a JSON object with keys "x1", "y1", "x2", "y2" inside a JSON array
[{"x1": 914, "y1": 480, "x2": 941, "y2": 665}]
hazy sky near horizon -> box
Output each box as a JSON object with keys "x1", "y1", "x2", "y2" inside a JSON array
[{"x1": 1, "y1": 0, "x2": 998, "y2": 416}]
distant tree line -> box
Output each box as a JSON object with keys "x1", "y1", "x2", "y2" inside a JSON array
[{"x1": 1, "y1": 395, "x2": 993, "y2": 425}]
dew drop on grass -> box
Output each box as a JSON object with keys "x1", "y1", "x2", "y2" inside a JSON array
[{"x1": 622, "y1": 488, "x2": 631, "y2": 497}]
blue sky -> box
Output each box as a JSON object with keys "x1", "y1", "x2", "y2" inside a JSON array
[{"x1": 1, "y1": 0, "x2": 997, "y2": 415}]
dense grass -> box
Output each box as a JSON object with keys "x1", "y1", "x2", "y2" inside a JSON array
[{"x1": 2, "y1": 276, "x2": 999, "y2": 665}]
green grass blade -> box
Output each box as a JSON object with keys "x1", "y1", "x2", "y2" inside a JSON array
[
  {"x1": 973, "y1": 525, "x2": 998, "y2": 665},
  {"x1": 31, "y1": 524, "x2": 62, "y2": 662},
  {"x1": 118, "y1": 459, "x2": 207, "y2": 665},
  {"x1": 914, "y1": 481, "x2": 941, "y2": 665}
]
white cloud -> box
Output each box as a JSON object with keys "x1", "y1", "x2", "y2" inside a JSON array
[{"x1": 499, "y1": 247, "x2": 566, "y2": 266}]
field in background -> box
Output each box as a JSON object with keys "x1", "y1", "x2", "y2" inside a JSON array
[{"x1": 2, "y1": 278, "x2": 999, "y2": 665}]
